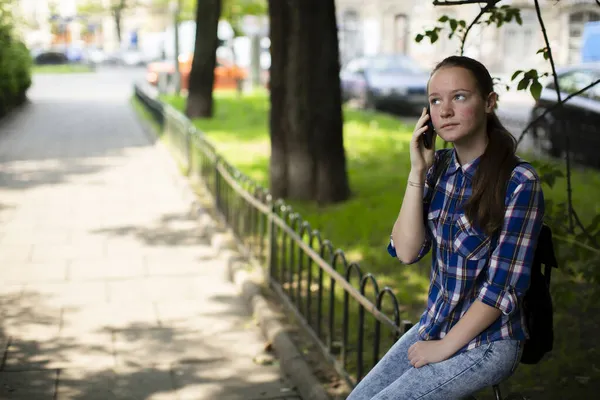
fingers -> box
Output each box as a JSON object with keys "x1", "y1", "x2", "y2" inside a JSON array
[
  {"x1": 415, "y1": 109, "x2": 430, "y2": 131},
  {"x1": 407, "y1": 343, "x2": 417, "y2": 357},
  {"x1": 407, "y1": 343, "x2": 418, "y2": 367},
  {"x1": 407, "y1": 343, "x2": 428, "y2": 368},
  {"x1": 412, "y1": 124, "x2": 430, "y2": 146},
  {"x1": 408, "y1": 355, "x2": 426, "y2": 368},
  {"x1": 412, "y1": 112, "x2": 430, "y2": 142}
]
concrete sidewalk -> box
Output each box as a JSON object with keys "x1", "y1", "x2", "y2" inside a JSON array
[{"x1": 0, "y1": 71, "x2": 300, "y2": 399}]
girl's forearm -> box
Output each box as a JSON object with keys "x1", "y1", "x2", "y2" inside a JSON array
[
  {"x1": 391, "y1": 169, "x2": 428, "y2": 263},
  {"x1": 442, "y1": 301, "x2": 502, "y2": 354}
]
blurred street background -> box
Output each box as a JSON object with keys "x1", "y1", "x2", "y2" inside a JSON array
[{"x1": 2, "y1": 0, "x2": 600, "y2": 399}]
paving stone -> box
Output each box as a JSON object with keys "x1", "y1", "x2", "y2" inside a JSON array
[{"x1": 0, "y1": 370, "x2": 57, "y2": 400}]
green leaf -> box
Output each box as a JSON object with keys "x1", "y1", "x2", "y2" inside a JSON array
[
  {"x1": 511, "y1": 70, "x2": 523, "y2": 81},
  {"x1": 529, "y1": 80, "x2": 542, "y2": 100},
  {"x1": 524, "y1": 69, "x2": 538, "y2": 79},
  {"x1": 459, "y1": 20, "x2": 466, "y2": 28},
  {"x1": 450, "y1": 19, "x2": 458, "y2": 32},
  {"x1": 515, "y1": 14, "x2": 523, "y2": 25},
  {"x1": 438, "y1": 15, "x2": 449, "y2": 23},
  {"x1": 537, "y1": 47, "x2": 550, "y2": 60},
  {"x1": 430, "y1": 31, "x2": 439, "y2": 43},
  {"x1": 517, "y1": 78, "x2": 530, "y2": 91},
  {"x1": 415, "y1": 34, "x2": 424, "y2": 42}
]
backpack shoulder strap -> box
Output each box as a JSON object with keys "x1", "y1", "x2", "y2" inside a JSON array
[{"x1": 424, "y1": 149, "x2": 452, "y2": 205}]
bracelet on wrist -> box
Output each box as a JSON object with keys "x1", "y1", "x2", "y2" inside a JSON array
[{"x1": 407, "y1": 180, "x2": 424, "y2": 188}]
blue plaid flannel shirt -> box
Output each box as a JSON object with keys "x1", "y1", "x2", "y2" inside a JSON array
[{"x1": 388, "y1": 149, "x2": 545, "y2": 353}]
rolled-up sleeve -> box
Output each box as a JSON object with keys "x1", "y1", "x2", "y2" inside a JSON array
[
  {"x1": 476, "y1": 179, "x2": 545, "y2": 316},
  {"x1": 387, "y1": 234, "x2": 431, "y2": 263}
]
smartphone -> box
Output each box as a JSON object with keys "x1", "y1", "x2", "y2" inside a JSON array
[{"x1": 422, "y1": 106, "x2": 435, "y2": 149}]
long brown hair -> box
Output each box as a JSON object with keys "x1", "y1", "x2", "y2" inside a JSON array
[{"x1": 431, "y1": 56, "x2": 517, "y2": 235}]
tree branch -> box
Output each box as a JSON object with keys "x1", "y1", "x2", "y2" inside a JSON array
[
  {"x1": 459, "y1": 1, "x2": 498, "y2": 55},
  {"x1": 433, "y1": 0, "x2": 491, "y2": 5},
  {"x1": 572, "y1": 209, "x2": 600, "y2": 248},
  {"x1": 531, "y1": 0, "x2": 575, "y2": 231}
]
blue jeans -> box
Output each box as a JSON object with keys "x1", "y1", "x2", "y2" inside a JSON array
[{"x1": 347, "y1": 324, "x2": 523, "y2": 400}]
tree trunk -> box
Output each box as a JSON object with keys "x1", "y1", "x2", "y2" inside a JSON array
[
  {"x1": 268, "y1": 0, "x2": 350, "y2": 204},
  {"x1": 312, "y1": 0, "x2": 350, "y2": 204},
  {"x1": 113, "y1": 9, "x2": 122, "y2": 45},
  {"x1": 186, "y1": 0, "x2": 222, "y2": 118},
  {"x1": 267, "y1": 0, "x2": 289, "y2": 199}
]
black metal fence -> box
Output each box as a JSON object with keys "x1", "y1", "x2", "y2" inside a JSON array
[{"x1": 133, "y1": 82, "x2": 514, "y2": 400}]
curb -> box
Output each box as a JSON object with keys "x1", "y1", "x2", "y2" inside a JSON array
[{"x1": 212, "y1": 234, "x2": 332, "y2": 400}]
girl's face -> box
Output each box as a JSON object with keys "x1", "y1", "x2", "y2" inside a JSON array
[{"x1": 427, "y1": 66, "x2": 496, "y2": 147}]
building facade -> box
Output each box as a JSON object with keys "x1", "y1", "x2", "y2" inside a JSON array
[
  {"x1": 15, "y1": 0, "x2": 171, "y2": 52},
  {"x1": 335, "y1": 0, "x2": 600, "y2": 74}
]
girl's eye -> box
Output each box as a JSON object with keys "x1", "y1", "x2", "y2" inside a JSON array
[
  {"x1": 430, "y1": 98, "x2": 440, "y2": 105},
  {"x1": 454, "y1": 94, "x2": 466, "y2": 100}
]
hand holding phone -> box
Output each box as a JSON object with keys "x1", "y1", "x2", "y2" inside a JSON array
[{"x1": 422, "y1": 106, "x2": 435, "y2": 149}]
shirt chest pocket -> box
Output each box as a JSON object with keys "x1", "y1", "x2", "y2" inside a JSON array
[
  {"x1": 427, "y1": 207, "x2": 442, "y2": 246},
  {"x1": 452, "y1": 214, "x2": 491, "y2": 260}
]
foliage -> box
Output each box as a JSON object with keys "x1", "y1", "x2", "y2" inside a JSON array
[
  {"x1": 0, "y1": 0, "x2": 32, "y2": 118},
  {"x1": 146, "y1": 0, "x2": 197, "y2": 21},
  {"x1": 221, "y1": 0, "x2": 267, "y2": 36},
  {"x1": 416, "y1": 4, "x2": 549, "y2": 100},
  {"x1": 77, "y1": 0, "x2": 139, "y2": 18},
  {"x1": 31, "y1": 64, "x2": 94, "y2": 74},
  {"x1": 76, "y1": 0, "x2": 164, "y2": 41},
  {"x1": 416, "y1": 5, "x2": 521, "y2": 44},
  {"x1": 150, "y1": 0, "x2": 267, "y2": 30}
]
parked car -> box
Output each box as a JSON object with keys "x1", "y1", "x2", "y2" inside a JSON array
[
  {"x1": 529, "y1": 62, "x2": 600, "y2": 166},
  {"x1": 146, "y1": 53, "x2": 248, "y2": 92},
  {"x1": 340, "y1": 54, "x2": 430, "y2": 114},
  {"x1": 32, "y1": 50, "x2": 68, "y2": 65}
]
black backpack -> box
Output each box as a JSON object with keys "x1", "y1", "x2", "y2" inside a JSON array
[
  {"x1": 427, "y1": 151, "x2": 558, "y2": 365},
  {"x1": 520, "y1": 223, "x2": 558, "y2": 364}
]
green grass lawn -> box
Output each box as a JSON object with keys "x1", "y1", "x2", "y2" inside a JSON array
[
  {"x1": 32, "y1": 64, "x2": 94, "y2": 74},
  {"x1": 157, "y1": 90, "x2": 600, "y2": 399}
]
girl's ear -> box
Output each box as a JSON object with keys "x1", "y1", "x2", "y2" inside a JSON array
[{"x1": 486, "y1": 92, "x2": 498, "y2": 113}]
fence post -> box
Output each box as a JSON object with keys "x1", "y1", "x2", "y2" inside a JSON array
[
  {"x1": 266, "y1": 197, "x2": 276, "y2": 285},
  {"x1": 214, "y1": 155, "x2": 221, "y2": 212},
  {"x1": 185, "y1": 124, "x2": 193, "y2": 174}
]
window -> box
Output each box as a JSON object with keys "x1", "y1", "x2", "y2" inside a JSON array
[
  {"x1": 568, "y1": 10, "x2": 600, "y2": 64},
  {"x1": 394, "y1": 14, "x2": 408, "y2": 54},
  {"x1": 503, "y1": 9, "x2": 537, "y2": 61},
  {"x1": 340, "y1": 9, "x2": 362, "y2": 66}
]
